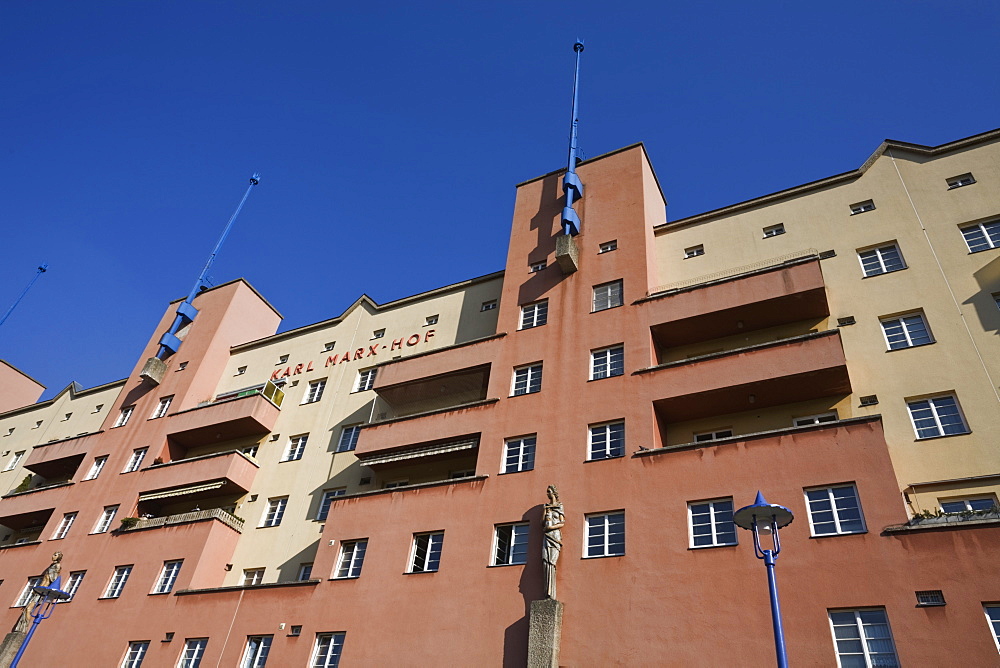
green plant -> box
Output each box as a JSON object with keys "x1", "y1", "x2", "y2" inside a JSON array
[
  {"x1": 12, "y1": 475, "x2": 32, "y2": 494},
  {"x1": 118, "y1": 517, "x2": 141, "y2": 530}
]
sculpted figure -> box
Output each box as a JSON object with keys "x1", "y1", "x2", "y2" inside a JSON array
[
  {"x1": 542, "y1": 485, "x2": 565, "y2": 599},
  {"x1": 12, "y1": 551, "x2": 62, "y2": 633}
]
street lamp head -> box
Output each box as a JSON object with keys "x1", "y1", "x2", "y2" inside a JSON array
[
  {"x1": 734, "y1": 491, "x2": 794, "y2": 532},
  {"x1": 31, "y1": 576, "x2": 70, "y2": 602}
]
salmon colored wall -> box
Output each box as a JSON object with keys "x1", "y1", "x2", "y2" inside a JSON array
[{"x1": 0, "y1": 362, "x2": 44, "y2": 414}]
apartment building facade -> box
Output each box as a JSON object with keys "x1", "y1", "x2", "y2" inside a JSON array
[{"x1": 0, "y1": 129, "x2": 998, "y2": 666}]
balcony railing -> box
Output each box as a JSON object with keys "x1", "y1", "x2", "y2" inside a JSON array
[
  {"x1": 166, "y1": 392, "x2": 280, "y2": 449},
  {"x1": 117, "y1": 508, "x2": 245, "y2": 534}
]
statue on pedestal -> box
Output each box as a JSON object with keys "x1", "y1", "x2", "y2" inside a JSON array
[
  {"x1": 542, "y1": 486, "x2": 564, "y2": 600},
  {"x1": 11, "y1": 552, "x2": 62, "y2": 634}
]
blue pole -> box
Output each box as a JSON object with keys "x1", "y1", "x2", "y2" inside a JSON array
[
  {"x1": 763, "y1": 550, "x2": 789, "y2": 668},
  {"x1": 0, "y1": 264, "x2": 47, "y2": 330},
  {"x1": 9, "y1": 606, "x2": 45, "y2": 668}
]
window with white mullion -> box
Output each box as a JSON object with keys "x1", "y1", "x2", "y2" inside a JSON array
[
  {"x1": 880, "y1": 312, "x2": 933, "y2": 350},
  {"x1": 304, "y1": 379, "x2": 327, "y2": 404},
  {"x1": 14, "y1": 577, "x2": 42, "y2": 607},
  {"x1": 828, "y1": 608, "x2": 899, "y2": 667},
  {"x1": 793, "y1": 413, "x2": 838, "y2": 427},
  {"x1": 519, "y1": 300, "x2": 548, "y2": 329},
  {"x1": 940, "y1": 497, "x2": 997, "y2": 513},
  {"x1": 104, "y1": 565, "x2": 133, "y2": 598},
  {"x1": 260, "y1": 498, "x2": 287, "y2": 527},
  {"x1": 906, "y1": 395, "x2": 968, "y2": 439},
  {"x1": 961, "y1": 220, "x2": 1000, "y2": 253},
  {"x1": 493, "y1": 523, "x2": 530, "y2": 565},
  {"x1": 588, "y1": 422, "x2": 625, "y2": 460},
  {"x1": 585, "y1": 512, "x2": 625, "y2": 557},
  {"x1": 3, "y1": 451, "x2": 25, "y2": 472},
  {"x1": 311, "y1": 633, "x2": 346, "y2": 668},
  {"x1": 150, "y1": 396, "x2": 172, "y2": 419},
  {"x1": 122, "y1": 448, "x2": 147, "y2": 473},
  {"x1": 511, "y1": 364, "x2": 543, "y2": 396},
  {"x1": 805, "y1": 485, "x2": 865, "y2": 536},
  {"x1": 593, "y1": 280, "x2": 623, "y2": 312},
  {"x1": 179, "y1": 638, "x2": 208, "y2": 668},
  {"x1": 283, "y1": 434, "x2": 308, "y2": 462},
  {"x1": 154, "y1": 560, "x2": 183, "y2": 594},
  {"x1": 316, "y1": 488, "x2": 346, "y2": 521},
  {"x1": 52, "y1": 512, "x2": 78, "y2": 539},
  {"x1": 590, "y1": 345, "x2": 624, "y2": 380},
  {"x1": 502, "y1": 436, "x2": 535, "y2": 473},
  {"x1": 334, "y1": 539, "x2": 368, "y2": 578},
  {"x1": 688, "y1": 499, "x2": 737, "y2": 548},
  {"x1": 985, "y1": 606, "x2": 1000, "y2": 654},
  {"x1": 409, "y1": 532, "x2": 444, "y2": 573},
  {"x1": 857, "y1": 244, "x2": 905, "y2": 277},
  {"x1": 241, "y1": 636, "x2": 272, "y2": 668},
  {"x1": 122, "y1": 641, "x2": 149, "y2": 668},
  {"x1": 84, "y1": 455, "x2": 108, "y2": 480},
  {"x1": 354, "y1": 369, "x2": 377, "y2": 392},
  {"x1": 64, "y1": 571, "x2": 85, "y2": 600},
  {"x1": 336, "y1": 426, "x2": 360, "y2": 453},
  {"x1": 93, "y1": 505, "x2": 120, "y2": 533}
]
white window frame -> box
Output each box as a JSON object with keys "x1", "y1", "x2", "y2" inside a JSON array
[
  {"x1": 804, "y1": 485, "x2": 866, "y2": 536},
  {"x1": 857, "y1": 243, "x2": 906, "y2": 277},
  {"x1": 584, "y1": 511, "x2": 626, "y2": 558},
  {"x1": 150, "y1": 396, "x2": 173, "y2": 419},
  {"x1": 3, "y1": 451, "x2": 25, "y2": 472},
  {"x1": 93, "y1": 505, "x2": 120, "y2": 533},
  {"x1": 939, "y1": 496, "x2": 997, "y2": 513},
  {"x1": 984, "y1": 605, "x2": 1000, "y2": 654},
  {"x1": 906, "y1": 394, "x2": 969, "y2": 439},
  {"x1": 84, "y1": 455, "x2": 108, "y2": 480},
  {"x1": 113, "y1": 405, "x2": 135, "y2": 428},
  {"x1": 52, "y1": 512, "x2": 78, "y2": 540},
  {"x1": 529, "y1": 261, "x2": 546, "y2": 273},
  {"x1": 103, "y1": 565, "x2": 133, "y2": 598},
  {"x1": 371, "y1": 328, "x2": 385, "y2": 340},
  {"x1": 323, "y1": 341, "x2": 336, "y2": 352},
  {"x1": 793, "y1": 412, "x2": 838, "y2": 427},
  {"x1": 354, "y1": 368, "x2": 377, "y2": 392},
  {"x1": 683, "y1": 245, "x2": 704, "y2": 258},
  {"x1": 297, "y1": 563, "x2": 314, "y2": 581},
  {"x1": 311, "y1": 633, "x2": 346, "y2": 668},
  {"x1": 336, "y1": 425, "x2": 360, "y2": 453},
  {"x1": 502, "y1": 436, "x2": 535, "y2": 474},
  {"x1": 240, "y1": 636, "x2": 272, "y2": 668},
  {"x1": 153, "y1": 560, "x2": 183, "y2": 594},
  {"x1": 592, "y1": 280, "x2": 623, "y2": 312},
  {"x1": 827, "y1": 608, "x2": 899, "y2": 667},
  {"x1": 122, "y1": 641, "x2": 149, "y2": 668},
  {"x1": 64, "y1": 570, "x2": 85, "y2": 600},
  {"x1": 693, "y1": 429, "x2": 734, "y2": 442},
  {"x1": 178, "y1": 638, "x2": 208, "y2": 668},
  {"x1": 122, "y1": 447, "x2": 148, "y2": 473},
  {"x1": 425, "y1": 314, "x2": 438, "y2": 326},
  {"x1": 598, "y1": 239, "x2": 617, "y2": 253},
  {"x1": 316, "y1": 488, "x2": 346, "y2": 521},
  {"x1": 481, "y1": 300, "x2": 498, "y2": 312},
  {"x1": 409, "y1": 532, "x2": 444, "y2": 573},
  {"x1": 960, "y1": 219, "x2": 1000, "y2": 253},
  {"x1": 688, "y1": 498, "x2": 738, "y2": 548},
  {"x1": 947, "y1": 173, "x2": 975, "y2": 189},
  {"x1": 590, "y1": 345, "x2": 624, "y2": 380},
  {"x1": 260, "y1": 498, "x2": 287, "y2": 527},
  {"x1": 282, "y1": 434, "x2": 308, "y2": 462},
  {"x1": 303, "y1": 379, "x2": 327, "y2": 404},
  {"x1": 519, "y1": 300, "x2": 548, "y2": 330},
  {"x1": 334, "y1": 539, "x2": 368, "y2": 579},
  {"x1": 879, "y1": 312, "x2": 933, "y2": 350},
  {"x1": 763, "y1": 223, "x2": 785, "y2": 238},
  {"x1": 492, "y1": 523, "x2": 529, "y2": 566},
  {"x1": 850, "y1": 200, "x2": 876, "y2": 215},
  {"x1": 242, "y1": 569, "x2": 265, "y2": 586},
  {"x1": 588, "y1": 421, "x2": 625, "y2": 461},
  {"x1": 511, "y1": 364, "x2": 543, "y2": 396},
  {"x1": 236, "y1": 366, "x2": 247, "y2": 375},
  {"x1": 14, "y1": 577, "x2": 42, "y2": 607}
]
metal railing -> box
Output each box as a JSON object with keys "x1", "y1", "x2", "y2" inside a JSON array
[{"x1": 119, "y1": 508, "x2": 245, "y2": 534}]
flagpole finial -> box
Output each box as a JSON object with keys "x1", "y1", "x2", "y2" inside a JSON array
[{"x1": 574, "y1": 41, "x2": 585, "y2": 52}]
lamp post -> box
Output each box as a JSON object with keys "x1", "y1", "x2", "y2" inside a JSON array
[
  {"x1": 733, "y1": 492, "x2": 794, "y2": 668},
  {"x1": 10, "y1": 575, "x2": 70, "y2": 668}
]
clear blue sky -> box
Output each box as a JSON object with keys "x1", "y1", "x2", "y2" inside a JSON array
[{"x1": 2, "y1": 1, "x2": 997, "y2": 398}]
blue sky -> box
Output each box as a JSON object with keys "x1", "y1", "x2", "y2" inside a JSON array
[{"x1": 2, "y1": 1, "x2": 998, "y2": 398}]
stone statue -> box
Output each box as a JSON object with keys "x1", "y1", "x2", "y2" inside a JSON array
[
  {"x1": 12, "y1": 552, "x2": 62, "y2": 633},
  {"x1": 542, "y1": 486, "x2": 564, "y2": 600}
]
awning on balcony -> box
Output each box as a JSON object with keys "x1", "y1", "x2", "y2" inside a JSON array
[
  {"x1": 357, "y1": 437, "x2": 478, "y2": 466},
  {"x1": 138, "y1": 481, "x2": 226, "y2": 502}
]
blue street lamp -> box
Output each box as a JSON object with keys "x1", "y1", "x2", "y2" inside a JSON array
[
  {"x1": 733, "y1": 492, "x2": 795, "y2": 668},
  {"x1": 10, "y1": 576, "x2": 71, "y2": 668}
]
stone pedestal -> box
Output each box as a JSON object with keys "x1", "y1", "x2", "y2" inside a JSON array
[
  {"x1": 527, "y1": 598, "x2": 564, "y2": 668},
  {"x1": 139, "y1": 356, "x2": 167, "y2": 385},
  {"x1": 555, "y1": 234, "x2": 579, "y2": 275},
  {"x1": 0, "y1": 631, "x2": 26, "y2": 668}
]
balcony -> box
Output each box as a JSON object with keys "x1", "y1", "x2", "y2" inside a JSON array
[
  {"x1": 116, "y1": 508, "x2": 245, "y2": 534},
  {"x1": 639, "y1": 330, "x2": 850, "y2": 423},
  {"x1": 23, "y1": 432, "x2": 102, "y2": 480},
  {"x1": 0, "y1": 482, "x2": 71, "y2": 525},
  {"x1": 373, "y1": 334, "x2": 504, "y2": 389},
  {"x1": 165, "y1": 393, "x2": 279, "y2": 450},
  {"x1": 137, "y1": 450, "x2": 258, "y2": 501},
  {"x1": 357, "y1": 399, "x2": 497, "y2": 458}
]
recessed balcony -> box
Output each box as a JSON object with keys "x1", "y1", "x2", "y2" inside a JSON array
[
  {"x1": 357, "y1": 399, "x2": 497, "y2": 458},
  {"x1": 165, "y1": 393, "x2": 279, "y2": 450},
  {"x1": 23, "y1": 432, "x2": 101, "y2": 480},
  {"x1": 138, "y1": 450, "x2": 259, "y2": 500}
]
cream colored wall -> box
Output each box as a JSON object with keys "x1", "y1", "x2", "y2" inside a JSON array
[
  {"x1": 654, "y1": 139, "x2": 1000, "y2": 514},
  {"x1": 216, "y1": 276, "x2": 503, "y2": 584}
]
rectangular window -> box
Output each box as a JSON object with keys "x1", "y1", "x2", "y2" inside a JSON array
[
  {"x1": 689, "y1": 498, "x2": 737, "y2": 548},
  {"x1": 858, "y1": 244, "x2": 906, "y2": 277},
  {"x1": 334, "y1": 539, "x2": 368, "y2": 578},
  {"x1": 260, "y1": 498, "x2": 287, "y2": 527},
  {"x1": 113, "y1": 405, "x2": 135, "y2": 428},
  {"x1": 297, "y1": 563, "x2": 313, "y2": 581},
  {"x1": 805, "y1": 485, "x2": 866, "y2": 536},
  {"x1": 14, "y1": 577, "x2": 42, "y2": 607},
  {"x1": 304, "y1": 379, "x2": 327, "y2": 404},
  {"x1": 880, "y1": 312, "x2": 933, "y2": 350},
  {"x1": 585, "y1": 512, "x2": 625, "y2": 557},
  {"x1": 242, "y1": 445, "x2": 259, "y2": 458},
  {"x1": 850, "y1": 200, "x2": 876, "y2": 215},
  {"x1": 122, "y1": 641, "x2": 149, "y2": 668},
  {"x1": 449, "y1": 469, "x2": 475, "y2": 479},
  {"x1": 907, "y1": 394, "x2": 969, "y2": 439},
  {"x1": 104, "y1": 565, "x2": 133, "y2": 598},
  {"x1": 599, "y1": 240, "x2": 617, "y2": 253},
  {"x1": 961, "y1": 220, "x2": 1000, "y2": 253},
  {"x1": 336, "y1": 426, "x2": 361, "y2": 453},
  {"x1": 52, "y1": 512, "x2": 78, "y2": 540},
  {"x1": 179, "y1": 638, "x2": 208, "y2": 668},
  {"x1": 684, "y1": 245, "x2": 705, "y2": 258},
  {"x1": 529, "y1": 261, "x2": 546, "y2": 273},
  {"x1": 939, "y1": 496, "x2": 997, "y2": 513},
  {"x1": 511, "y1": 364, "x2": 543, "y2": 396},
  {"x1": 828, "y1": 608, "x2": 898, "y2": 667},
  {"x1": 985, "y1": 605, "x2": 1000, "y2": 653},
  {"x1": 519, "y1": 300, "x2": 548, "y2": 329},
  {"x1": 915, "y1": 590, "x2": 946, "y2": 606},
  {"x1": 317, "y1": 488, "x2": 346, "y2": 521},
  {"x1": 763, "y1": 223, "x2": 785, "y2": 238},
  {"x1": 481, "y1": 300, "x2": 498, "y2": 312},
  {"x1": 409, "y1": 532, "x2": 444, "y2": 573},
  {"x1": 793, "y1": 412, "x2": 838, "y2": 427},
  {"x1": 283, "y1": 435, "x2": 308, "y2": 462},
  {"x1": 425, "y1": 315, "x2": 438, "y2": 326},
  {"x1": 150, "y1": 396, "x2": 173, "y2": 419},
  {"x1": 64, "y1": 570, "x2": 85, "y2": 600},
  {"x1": 593, "y1": 280, "x2": 623, "y2": 311},
  {"x1": 493, "y1": 523, "x2": 529, "y2": 566},
  {"x1": 236, "y1": 366, "x2": 247, "y2": 375},
  {"x1": 3, "y1": 451, "x2": 24, "y2": 472},
  {"x1": 693, "y1": 429, "x2": 734, "y2": 442},
  {"x1": 354, "y1": 368, "x2": 377, "y2": 392},
  {"x1": 590, "y1": 345, "x2": 624, "y2": 380},
  {"x1": 947, "y1": 173, "x2": 976, "y2": 189},
  {"x1": 242, "y1": 568, "x2": 265, "y2": 586},
  {"x1": 371, "y1": 329, "x2": 385, "y2": 340},
  {"x1": 311, "y1": 633, "x2": 346, "y2": 668},
  {"x1": 122, "y1": 448, "x2": 148, "y2": 473},
  {"x1": 323, "y1": 341, "x2": 336, "y2": 352},
  {"x1": 502, "y1": 436, "x2": 536, "y2": 474},
  {"x1": 62, "y1": 412, "x2": 72, "y2": 421},
  {"x1": 588, "y1": 421, "x2": 625, "y2": 460},
  {"x1": 241, "y1": 636, "x2": 272, "y2": 668},
  {"x1": 277, "y1": 354, "x2": 289, "y2": 364},
  {"x1": 153, "y1": 560, "x2": 183, "y2": 594},
  {"x1": 93, "y1": 505, "x2": 119, "y2": 533},
  {"x1": 383, "y1": 479, "x2": 409, "y2": 489}
]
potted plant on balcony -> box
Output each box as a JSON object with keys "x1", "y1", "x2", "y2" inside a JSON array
[{"x1": 117, "y1": 517, "x2": 141, "y2": 531}]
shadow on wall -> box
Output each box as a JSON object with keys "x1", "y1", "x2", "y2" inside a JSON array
[
  {"x1": 452, "y1": 276, "x2": 503, "y2": 345},
  {"x1": 966, "y1": 254, "x2": 1000, "y2": 336},
  {"x1": 503, "y1": 503, "x2": 544, "y2": 668},
  {"x1": 277, "y1": 538, "x2": 321, "y2": 582}
]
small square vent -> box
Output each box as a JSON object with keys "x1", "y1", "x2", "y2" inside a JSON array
[
  {"x1": 859, "y1": 395, "x2": 879, "y2": 406},
  {"x1": 915, "y1": 590, "x2": 946, "y2": 606},
  {"x1": 818, "y1": 249, "x2": 837, "y2": 260},
  {"x1": 837, "y1": 316, "x2": 856, "y2": 327}
]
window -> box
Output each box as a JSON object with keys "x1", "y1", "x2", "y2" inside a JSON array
[
  {"x1": 241, "y1": 636, "x2": 272, "y2": 668},
  {"x1": 793, "y1": 413, "x2": 838, "y2": 427},
  {"x1": 693, "y1": 429, "x2": 733, "y2": 442},
  {"x1": 64, "y1": 570, "x2": 85, "y2": 600},
  {"x1": 84, "y1": 456, "x2": 108, "y2": 480},
  {"x1": 177, "y1": 361, "x2": 188, "y2": 371},
  {"x1": 122, "y1": 641, "x2": 149, "y2": 668},
  {"x1": 529, "y1": 261, "x2": 546, "y2": 273},
  {"x1": 858, "y1": 244, "x2": 906, "y2": 277},
  {"x1": 449, "y1": 469, "x2": 475, "y2": 479},
  {"x1": 153, "y1": 560, "x2": 183, "y2": 594},
  {"x1": 179, "y1": 639, "x2": 208, "y2": 668},
  {"x1": 277, "y1": 355, "x2": 289, "y2": 365},
  {"x1": 242, "y1": 445, "x2": 259, "y2": 458},
  {"x1": 122, "y1": 448, "x2": 147, "y2": 473},
  {"x1": 409, "y1": 532, "x2": 444, "y2": 573},
  {"x1": 598, "y1": 239, "x2": 617, "y2": 253},
  {"x1": 104, "y1": 565, "x2": 133, "y2": 598},
  {"x1": 946, "y1": 172, "x2": 976, "y2": 189},
  {"x1": 113, "y1": 405, "x2": 135, "y2": 428},
  {"x1": 52, "y1": 512, "x2": 78, "y2": 540},
  {"x1": 588, "y1": 421, "x2": 625, "y2": 460},
  {"x1": 511, "y1": 364, "x2": 543, "y2": 396},
  {"x1": 828, "y1": 608, "x2": 898, "y2": 667},
  {"x1": 493, "y1": 523, "x2": 529, "y2": 566},
  {"x1": 3, "y1": 451, "x2": 25, "y2": 472},
  {"x1": 236, "y1": 366, "x2": 247, "y2": 375},
  {"x1": 334, "y1": 540, "x2": 368, "y2": 578},
  {"x1": 805, "y1": 485, "x2": 866, "y2": 536},
  {"x1": 283, "y1": 435, "x2": 308, "y2": 462},
  {"x1": 297, "y1": 563, "x2": 313, "y2": 581},
  {"x1": 93, "y1": 505, "x2": 119, "y2": 533},
  {"x1": 684, "y1": 244, "x2": 705, "y2": 258},
  {"x1": 62, "y1": 412, "x2": 72, "y2": 421},
  {"x1": 763, "y1": 223, "x2": 785, "y2": 238},
  {"x1": 383, "y1": 479, "x2": 409, "y2": 489},
  {"x1": 14, "y1": 577, "x2": 42, "y2": 607},
  {"x1": 519, "y1": 300, "x2": 548, "y2": 329},
  {"x1": 336, "y1": 426, "x2": 360, "y2": 453},
  {"x1": 260, "y1": 498, "x2": 287, "y2": 527},
  {"x1": 585, "y1": 512, "x2": 625, "y2": 557},
  {"x1": 33, "y1": 420, "x2": 42, "y2": 429},
  {"x1": 323, "y1": 341, "x2": 336, "y2": 352},
  {"x1": 94, "y1": 404, "x2": 104, "y2": 413},
  {"x1": 425, "y1": 315, "x2": 438, "y2": 326},
  {"x1": 317, "y1": 488, "x2": 346, "y2": 521},
  {"x1": 850, "y1": 200, "x2": 876, "y2": 215},
  {"x1": 940, "y1": 496, "x2": 997, "y2": 513},
  {"x1": 371, "y1": 329, "x2": 385, "y2": 340},
  {"x1": 915, "y1": 590, "x2": 946, "y2": 606},
  {"x1": 880, "y1": 312, "x2": 933, "y2": 349},
  {"x1": 960, "y1": 219, "x2": 1000, "y2": 253},
  {"x1": 593, "y1": 280, "x2": 623, "y2": 311},
  {"x1": 311, "y1": 633, "x2": 346, "y2": 668},
  {"x1": 242, "y1": 568, "x2": 265, "y2": 586},
  {"x1": 985, "y1": 605, "x2": 1000, "y2": 653},
  {"x1": 481, "y1": 300, "x2": 498, "y2": 312},
  {"x1": 3, "y1": 428, "x2": 12, "y2": 436},
  {"x1": 502, "y1": 436, "x2": 536, "y2": 474},
  {"x1": 303, "y1": 379, "x2": 326, "y2": 404},
  {"x1": 354, "y1": 368, "x2": 377, "y2": 392},
  {"x1": 150, "y1": 396, "x2": 173, "y2": 419},
  {"x1": 590, "y1": 345, "x2": 624, "y2": 380},
  {"x1": 907, "y1": 394, "x2": 969, "y2": 439},
  {"x1": 688, "y1": 498, "x2": 736, "y2": 548}
]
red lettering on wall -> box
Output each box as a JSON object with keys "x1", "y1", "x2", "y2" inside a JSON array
[
  {"x1": 424, "y1": 329, "x2": 436, "y2": 343},
  {"x1": 280, "y1": 367, "x2": 292, "y2": 378},
  {"x1": 325, "y1": 355, "x2": 339, "y2": 367},
  {"x1": 292, "y1": 364, "x2": 304, "y2": 375},
  {"x1": 270, "y1": 370, "x2": 281, "y2": 381},
  {"x1": 391, "y1": 338, "x2": 403, "y2": 351},
  {"x1": 367, "y1": 345, "x2": 378, "y2": 357},
  {"x1": 406, "y1": 334, "x2": 420, "y2": 346},
  {"x1": 306, "y1": 361, "x2": 314, "y2": 372},
  {"x1": 338, "y1": 351, "x2": 351, "y2": 364},
  {"x1": 354, "y1": 348, "x2": 364, "y2": 360}
]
